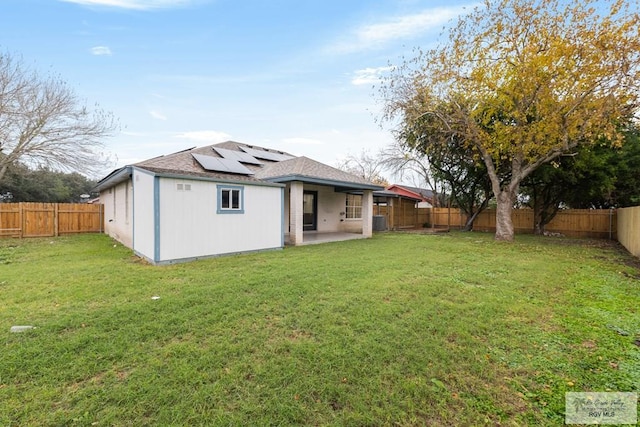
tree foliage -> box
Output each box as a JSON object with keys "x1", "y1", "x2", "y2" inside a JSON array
[
  {"x1": 0, "y1": 52, "x2": 117, "y2": 183},
  {"x1": 521, "y1": 125, "x2": 640, "y2": 234},
  {"x1": 0, "y1": 161, "x2": 97, "y2": 203},
  {"x1": 381, "y1": 0, "x2": 640, "y2": 241},
  {"x1": 382, "y1": 139, "x2": 491, "y2": 230},
  {"x1": 520, "y1": 146, "x2": 615, "y2": 234},
  {"x1": 427, "y1": 141, "x2": 492, "y2": 231}
]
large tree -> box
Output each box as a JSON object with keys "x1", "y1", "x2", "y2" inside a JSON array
[
  {"x1": 427, "y1": 141, "x2": 492, "y2": 231},
  {"x1": 381, "y1": 0, "x2": 640, "y2": 241},
  {"x1": 383, "y1": 138, "x2": 491, "y2": 230},
  {"x1": 0, "y1": 52, "x2": 116, "y2": 183}
]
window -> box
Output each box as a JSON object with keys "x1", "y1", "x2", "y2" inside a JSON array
[
  {"x1": 345, "y1": 194, "x2": 362, "y2": 219},
  {"x1": 217, "y1": 185, "x2": 244, "y2": 214}
]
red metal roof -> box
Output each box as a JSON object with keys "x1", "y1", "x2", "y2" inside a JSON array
[{"x1": 386, "y1": 184, "x2": 430, "y2": 202}]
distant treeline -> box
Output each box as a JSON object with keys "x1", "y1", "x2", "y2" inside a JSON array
[{"x1": 0, "y1": 162, "x2": 97, "y2": 203}]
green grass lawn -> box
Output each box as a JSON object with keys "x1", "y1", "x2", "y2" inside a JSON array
[{"x1": 0, "y1": 232, "x2": 638, "y2": 426}]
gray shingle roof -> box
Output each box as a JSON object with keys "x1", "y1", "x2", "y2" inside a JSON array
[
  {"x1": 255, "y1": 156, "x2": 379, "y2": 187},
  {"x1": 98, "y1": 141, "x2": 383, "y2": 190},
  {"x1": 133, "y1": 144, "x2": 265, "y2": 183}
]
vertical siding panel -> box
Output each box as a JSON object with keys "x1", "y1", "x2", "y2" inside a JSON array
[{"x1": 157, "y1": 178, "x2": 283, "y2": 263}]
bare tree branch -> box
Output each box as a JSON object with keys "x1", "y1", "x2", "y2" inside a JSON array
[
  {"x1": 335, "y1": 149, "x2": 389, "y2": 185},
  {"x1": 0, "y1": 52, "x2": 117, "y2": 183}
]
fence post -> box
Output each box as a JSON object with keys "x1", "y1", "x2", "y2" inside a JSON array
[
  {"x1": 54, "y1": 203, "x2": 59, "y2": 237},
  {"x1": 609, "y1": 208, "x2": 613, "y2": 240},
  {"x1": 19, "y1": 202, "x2": 24, "y2": 238}
]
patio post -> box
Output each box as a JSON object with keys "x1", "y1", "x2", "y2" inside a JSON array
[
  {"x1": 289, "y1": 181, "x2": 304, "y2": 245},
  {"x1": 362, "y1": 189, "x2": 373, "y2": 238}
]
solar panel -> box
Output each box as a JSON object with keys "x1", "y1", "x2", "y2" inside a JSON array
[
  {"x1": 212, "y1": 147, "x2": 264, "y2": 165},
  {"x1": 192, "y1": 153, "x2": 254, "y2": 175},
  {"x1": 239, "y1": 146, "x2": 294, "y2": 162}
]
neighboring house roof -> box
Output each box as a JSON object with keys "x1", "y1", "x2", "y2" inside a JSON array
[
  {"x1": 373, "y1": 189, "x2": 423, "y2": 201},
  {"x1": 95, "y1": 141, "x2": 383, "y2": 192},
  {"x1": 401, "y1": 185, "x2": 435, "y2": 200},
  {"x1": 386, "y1": 184, "x2": 434, "y2": 202}
]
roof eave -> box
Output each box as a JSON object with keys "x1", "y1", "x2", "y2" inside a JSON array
[
  {"x1": 373, "y1": 190, "x2": 422, "y2": 201},
  {"x1": 144, "y1": 169, "x2": 285, "y2": 188},
  {"x1": 264, "y1": 174, "x2": 384, "y2": 191},
  {"x1": 93, "y1": 166, "x2": 133, "y2": 192}
]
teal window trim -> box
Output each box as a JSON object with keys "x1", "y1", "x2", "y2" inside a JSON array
[{"x1": 217, "y1": 184, "x2": 244, "y2": 214}]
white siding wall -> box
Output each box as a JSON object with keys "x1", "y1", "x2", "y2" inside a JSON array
[
  {"x1": 132, "y1": 170, "x2": 156, "y2": 261},
  {"x1": 101, "y1": 180, "x2": 133, "y2": 247},
  {"x1": 158, "y1": 177, "x2": 282, "y2": 262}
]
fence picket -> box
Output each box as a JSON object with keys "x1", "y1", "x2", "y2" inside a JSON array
[
  {"x1": 0, "y1": 203, "x2": 104, "y2": 238},
  {"x1": 423, "y1": 207, "x2": 616, "y2": 239},
  {"x1": 617, "y1": 206, "x2": 640, "y2": 257},
  {"x1": 374, "y1": 203, "x2": 618, "y2": 239}
]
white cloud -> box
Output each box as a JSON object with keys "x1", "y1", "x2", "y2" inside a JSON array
[
  {"x1": 90, "y1": 46, "x2": 112, "y2": 56},
  {"x1": 149, "y1": 110, "x2": 167, "y2": 120},
  {"x1": 60, "y1": 0, "x2": 199, "y2": 10},
  {"x1": 329, "y1": 5, "x2": 474, "y2": 54},
  {"x1": 351, "y1": 66, "x2": 394, "y2": 86},
  {"x1": 283, "y1": 137, "x2": 324, "y2": 146},
  {"x1": 175, "y1": 130, "x2": 231, "y2": 143}
]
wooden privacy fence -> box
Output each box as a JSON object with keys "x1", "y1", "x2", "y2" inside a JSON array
[
  {"x1": 376, "y1": 201, "x2": 617, "y2": 238},
  {"x1": 617, "y1": 206, "x2": 640, "y2": 257},
  {"x1": 425, "y1": 207, "x2": 617, "y2": 239},
  {"x1": 375, "y1": 198, "x2": 420, "y2": 229},
  {"x1": 0, "y1": 203, "x2": 104, "y2": 238}
]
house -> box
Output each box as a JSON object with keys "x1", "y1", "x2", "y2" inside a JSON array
[
  {"x1": 386, "y1": 184, "x2": 434, "y2": 208},
  {"x1": 95, "y1": 141, "x2": 383, "y2": 264}
]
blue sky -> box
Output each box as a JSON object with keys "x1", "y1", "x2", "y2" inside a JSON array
[{"x1": 2, "y1": 0, "x2": 475, "y2": 176}]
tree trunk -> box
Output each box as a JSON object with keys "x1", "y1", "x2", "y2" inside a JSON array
[
  {"x1": 495, "y1": 190, "x2": 516, "y2": 241},
  {"x1": 533, "y1": 203, "x2": 545, "y2": 235},
  {"x1": 462, "y1": 215, "x2": 474, "y2": 231},
  {"x1": 462, "y1": 209, "x2": 481, "y2": 231},
  {"x1": 533, "y1": 220, "x2": 544, "y2": 235}
]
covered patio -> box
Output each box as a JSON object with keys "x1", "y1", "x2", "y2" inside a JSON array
[
  {"x1": 285, "y1": 231, "x2": 367, "y2": 246},
  {"x1": 255, "y1": 156, "x2": 384, "y2": 246}
]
